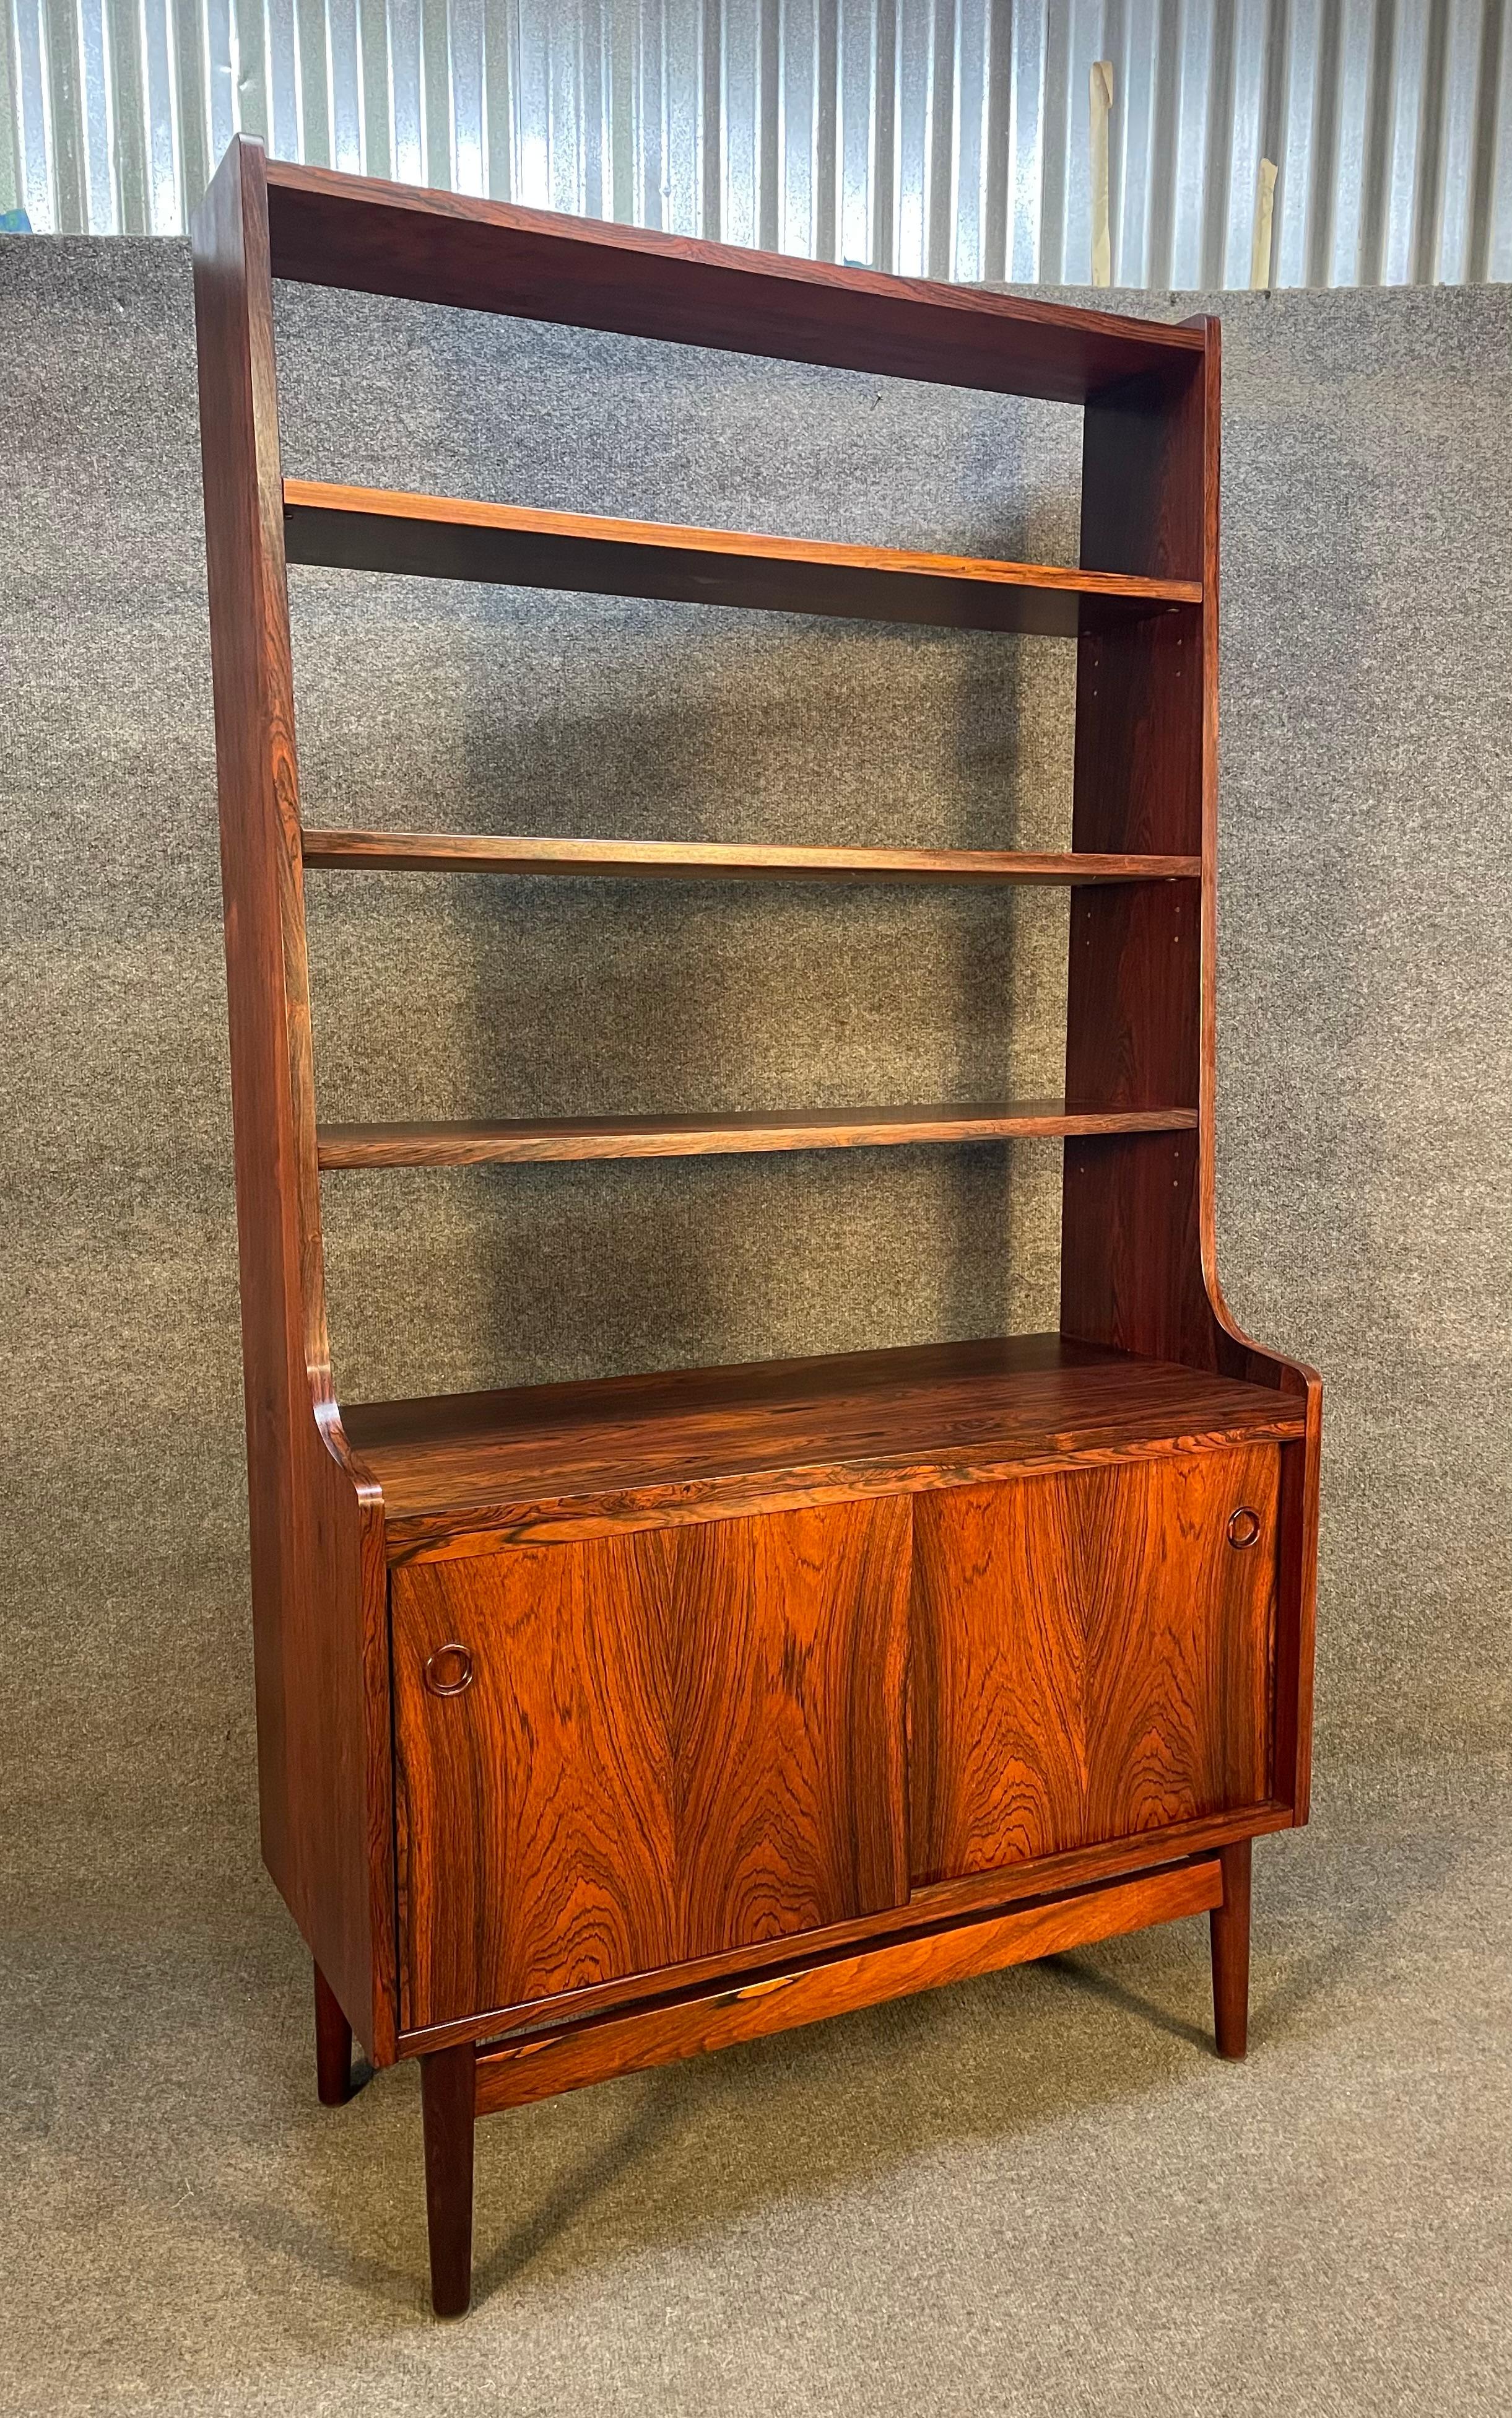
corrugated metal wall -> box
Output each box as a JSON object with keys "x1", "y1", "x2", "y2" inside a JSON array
[{"x1": 5, "y1": 1, "x2": 1512, "y2": 284}]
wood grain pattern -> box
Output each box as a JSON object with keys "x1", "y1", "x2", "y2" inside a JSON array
[
  {"x1": 1064, "y1": 876, "x2": 1201, "y2": 1115},
  {"x1": 396, "y1": 1797, "x2": 1293, "y2": 2058},
  {"x1": 1061, "y1": 350, "x2": 1209, "y2": 1371},
  {"x1": 300, "y1": 831, "x2": 1202, "y2": 884},
  {"x1": 191, "y1": 136, "x2": 396, "y2": 2064},
  {"x1": 283, "y1": 479, "x2": 1199, "y2": 635},
  {"x1": 263, "y1": 153, "x2": 1204, "y2": 404},
  {"x1": 1180, "y1": 318, "x2": 1323, "y2": 1813},
  {"x1": 341, "y1": 1333, "x2": 1306, "y2": 1557},
  {"x1": 1059, "y1": 324, "x2": 1319, "y2": 1833},
  {"x1": 1271, "y1": 1431, "x2": 1321, "y2": 1820},
  {"x1": 910, "y1": 1447, "x2": 1277, "y2": 1885},
  {"x1": 394, "y1": 1534, "x2": 678, "y2": 2029},
  {"x1": 912, "y1": 1478, "x2": 1088, "y2": 1872},
  {"x1": 666, "y1": 1506, "x2": 911, "y2": 1944},
  {"x1": 1080, "y1": 1449, "x2": 1277, "y2": 1837},
  {"x1": 1061, "y1": 1130, "x2": 1215, "y2": 1370},
  {"x1": 472, "y1": 1859, "x2": 1223, "y2": 2113},
  {"x1": 391, "y1": 1498, "x2": 911, "y2": 2029},
  {"x1": 420, "y1": 2043, "x2": 476, "y2": 2317},
  {"x1": 1067, "y1": 609, "x2": 1203, "y2": 859},
  {"x1": 313, "y1": 1960, "x2": 353, "y2": 2105},
  {"x1": 1210, "y1": 1838, "x2": 1252, "y2": 2059},
  {"x1": 316, "y1": 1101, "x2": 1199, "y2": 1169}
]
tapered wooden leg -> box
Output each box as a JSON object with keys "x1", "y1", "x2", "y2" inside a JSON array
[
  {"x1": 420, "y1": 2043, "x2": 477, "y2": 2318},
  {"x1": 313, "y1": 1960, "x2": 352, "y2": 2106},
  {"x1": 1210, "y1": 1838, "x2": 1252, "y2": 2060}
]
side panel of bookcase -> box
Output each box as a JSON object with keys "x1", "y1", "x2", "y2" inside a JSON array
[
  {"x1": 1060, "y1": 320, "x2": 1319, "y2": 1823},
  {"x1": 193, "y1": 136, "x2": 396, "y2": 2059}
]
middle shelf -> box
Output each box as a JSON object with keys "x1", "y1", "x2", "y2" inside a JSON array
[
  {"x1": 300, "y1": 831, "x2": 1201, "y2": 883},
  {"x1": 283, "y1": 479, "x2": 1201, "y2": 635},
  {"x1": 316, "y1": 1100, "x2": 1198, "y2": 1168}
]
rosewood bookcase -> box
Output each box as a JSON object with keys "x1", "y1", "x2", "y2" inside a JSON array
[{"x1": 192, "y1": 136, "x2": 1320, "y2": 2317}]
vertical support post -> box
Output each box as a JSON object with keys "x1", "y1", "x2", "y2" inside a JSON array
[
  {"x1": 1210, "y1": 1837, "x2": 1252, "y2": 2059},
  {"x1": 421, "y1": 2043, "x2": 477, "y2": 2318},
  {"x1": 315, "y1": 1960, "x2": 354, "y2": 2105}
]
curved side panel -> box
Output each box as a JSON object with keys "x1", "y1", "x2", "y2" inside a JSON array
[
  {"x1": 1062, "y1": 315, "x2": 1319, "y2": 1824},
  {"x1": 193, "y1": 137, "x2": 396, "y2": 2060},
  {"x1": 1189, "y1": 316, "x2": 1321, "y2": 1821}
]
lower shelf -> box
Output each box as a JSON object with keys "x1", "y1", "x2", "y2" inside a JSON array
[
  {"x1": 341, "y1": 1331, "x2": 1306, "y2": 1557},
  {"x1": 470, "y1": 1857, "x2": 1223, "y2": 2111}
]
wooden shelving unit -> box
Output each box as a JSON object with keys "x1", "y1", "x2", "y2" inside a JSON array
[{"x1": 193, "y1": 139, "x2": 1321, "y2": 2320}]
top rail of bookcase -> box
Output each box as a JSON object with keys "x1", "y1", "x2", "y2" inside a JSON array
[{"x1": 263, "y1": 157, "x2": 1204, "y2": 407}]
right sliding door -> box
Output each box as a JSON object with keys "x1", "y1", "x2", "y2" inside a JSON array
[{"x1": 910, "y1": 1446, "x2": 1277, "y2": 1887}]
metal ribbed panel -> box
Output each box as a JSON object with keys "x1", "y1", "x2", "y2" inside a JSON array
[{"x1": 5, "y1": 0, "x2": 1512, "y2": 285}]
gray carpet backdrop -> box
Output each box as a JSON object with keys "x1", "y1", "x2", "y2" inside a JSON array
[{"x1": 2, "y1": 241, "x2": 1509, "y2": 2414}]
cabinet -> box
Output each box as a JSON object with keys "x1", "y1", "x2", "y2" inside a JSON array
[{"x1": 192, "y1": 139, "x2": 1320, "y2": 2317}]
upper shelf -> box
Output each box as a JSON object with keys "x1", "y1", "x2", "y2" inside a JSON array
[
  {"x1": 300, "y1": 832, "x2": 1202, "y2": 883},
  {"x1": 263, "y1": 157, "x2": 1206, "y2": 407},
  {"x1": 282, "y1": 481, "x2": 1200, "y2": 636}
]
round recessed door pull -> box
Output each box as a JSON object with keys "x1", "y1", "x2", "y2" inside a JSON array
[
  {"x1": 1227, "y1": 1506, "x2": 1262, "y2": 1550},
  {"x1": 424, "y1": 1641, "x2": 474, "y2": 1697}
]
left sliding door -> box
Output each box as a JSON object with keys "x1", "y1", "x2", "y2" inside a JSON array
[{"x1": 392, "y1": 1497, "x2": 913, "y2": 2030}]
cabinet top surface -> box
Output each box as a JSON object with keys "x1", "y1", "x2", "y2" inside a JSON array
[{"x1": 342, "y1": 1335, "x2": 1305, "y2": 1551}]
